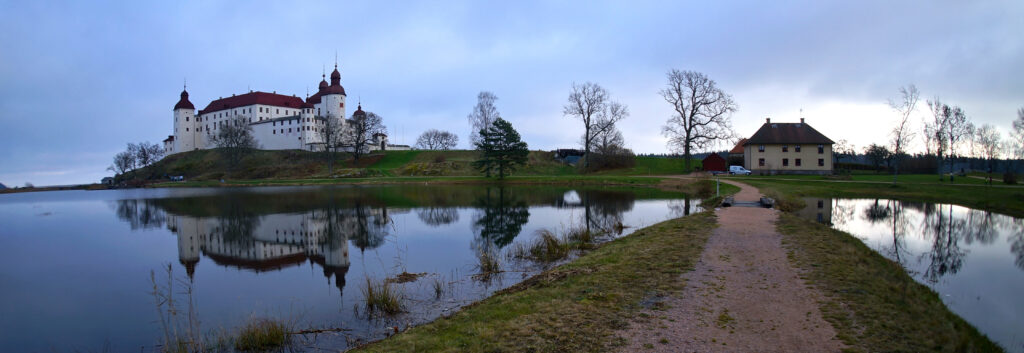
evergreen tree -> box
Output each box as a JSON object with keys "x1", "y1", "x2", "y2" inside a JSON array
[{"x1": 472, "y1": 118, "x2": 529, "y2": 179}]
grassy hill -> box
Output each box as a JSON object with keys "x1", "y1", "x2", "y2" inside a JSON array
[{"x1": 122, "y1": 149, "x2": 701, "y2": 182}]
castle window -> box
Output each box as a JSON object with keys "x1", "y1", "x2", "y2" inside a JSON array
[
  {"x1": 186, "y1": 128, "x2": 189, "y2": 132},
  {"x1": 276, "y1": 109, "x2": 279, "y2": 114},
  {"x1": 185, "y1": 116, "x2": 189, "y2": 121},
  {"x1": 260, "y1": 107, "x2": 263, "y2": 113},
  {"x1": 273, "y1": 129, "x2": 276, "y2": 134}
]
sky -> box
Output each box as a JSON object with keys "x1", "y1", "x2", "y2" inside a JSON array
[{"x1": 1, "y1": 0, "x2": 1022, "y2": 187}]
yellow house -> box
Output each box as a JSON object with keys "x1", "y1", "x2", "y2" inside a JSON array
[{"x1": 742, "y1": 118, "x2": 834, "y2": 175}]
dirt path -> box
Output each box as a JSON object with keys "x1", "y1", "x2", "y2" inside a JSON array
[{"x1": 617, "y1": 180, "x2": 843, "y2": 352}]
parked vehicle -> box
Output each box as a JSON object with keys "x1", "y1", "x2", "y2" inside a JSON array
[{"x1": 729, "y1": 166, "x2": 752, "y2": 175}]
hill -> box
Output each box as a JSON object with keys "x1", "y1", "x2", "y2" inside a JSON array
[
  {"x1": 0, "y1": 182, "x2": 6, "y2": 189},
  {"x1": 119, "y1": 149, "x2": 702, "y2": 182}
]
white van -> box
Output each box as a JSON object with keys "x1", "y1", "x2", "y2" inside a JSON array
[{"x1": 729, "y1": 166, "x2": 752, "y2": 175}]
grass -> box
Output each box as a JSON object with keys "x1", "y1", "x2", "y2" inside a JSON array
[
  {"x1": 476, "y1": 250, "x2": 501, "y2": 277},
  {"x1": 354, "y1": 211, "x2": 717, "y2": 352},
  {"x1": 361, "y1": 277, "x2": 405, "y2": 316},
  {"x1": 233, "y1": 319, "x2": 290, "y2": 351},
  {"x1": 740, "y1": 174, "x2": 1024, "y2": 218},
  {"x1": 528, "y1": 230, "x2": 572, "y2": 262},
  {"x1": 777, "y1": 213, "x2": 1001, "y2": 352}
]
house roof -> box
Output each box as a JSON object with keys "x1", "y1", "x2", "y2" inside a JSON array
[
  {"x1": 702, "y1": 153, "x2": 726, "y2": 163},
  {"x1": 729, "y1": 138, "x2": 748, "y2": 154},
  {"x1": 744, "y1": 121, "x2": 834, "y2": 145},
  {"x1": 199, "y1": 91, "x2": 305, "y2": 115},
  {"x1": 174, "y1": 90, "x2": 194, "y2": 110}
]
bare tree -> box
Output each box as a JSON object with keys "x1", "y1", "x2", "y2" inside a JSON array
[
  {"x1": 415, "y1": 129, "x2": 459, "y2": 150},
  {"x1": 925, "y1": 98, "x2": 950, "y2": 179},
  {"x1": 126, "y1": 143, "x2": 141, "y2": 171},
  {"x1": 974, "y1": 124, "x2": 1002, "y2": 175},
  {"x1": 316, "y1": 116, "x2": 346, "y2": 174},
  {"x1": 563, "y1": 82, "x2": 628, "y2": 169},
  {"x1": 134, "y1": 141, "x2": 164, "y2": 167},
  {"x1": 833, "y1": 139, "x2": 856, "y2": 165},
  {"x1": 108, "y1": 150, "x2": 135, "y2": 175},
  {"x1": 210, "y1": 115, "x2": 258, "y2": 167},
  {"x1": 1011, "y1": 108, "x2": 1024, "y2": 160},
  {"x1": 888, "y1": 85, "x2": 919, "y2": 182},
  {"x1": 945, "y1": 106, "x2": 973, "y2": 179},
  {"x1": 660, "y1": 69, "x2": 737, "y2": 171},
  {"x1": 468, "y1": 91, "x2": 500, "y2": 146},
  {"x1": 345, "y1": 110, "x2": 386, "y2": 161}
]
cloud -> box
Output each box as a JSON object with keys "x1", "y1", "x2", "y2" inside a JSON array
[{"x1": 1, "y1": 0, "x2": 1022, "y2": 186}]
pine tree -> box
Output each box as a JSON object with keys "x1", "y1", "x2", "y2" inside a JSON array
[{"x1": 472, "y1": 118, "x2": 529, "y2": 179}]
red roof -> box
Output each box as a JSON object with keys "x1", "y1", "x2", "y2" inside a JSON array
[
  {"x1": 199, "y1": 91, "x2": 305, "y2": 115},
  {"x1": 729, "y1": 138, "x2": 748, "y2": 154},
  {"x1": 174, "y1": 90, "x2": 194, "y2": 110}
]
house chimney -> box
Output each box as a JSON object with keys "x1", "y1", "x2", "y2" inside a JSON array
[
  {"x1": 766, "y1": 117, "x2": 771, "y2": 123},
  {"x1": 800, "y1": 118, "x2": 805, "y2": 123}
]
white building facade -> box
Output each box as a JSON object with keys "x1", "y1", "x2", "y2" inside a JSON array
[{"x1": 166, "y1": 65, "x2": 351, "y2": 155}]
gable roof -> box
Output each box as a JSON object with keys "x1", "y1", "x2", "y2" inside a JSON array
[
  {"x1": 199, "y1": 91, "x2": 305, "y2": 115},
  {"x1": 744, "y1": 122, "x2": 834, "y2": 145},
  {"x1": 729, "y1": 138, "x2": 748, "y2": 154}
]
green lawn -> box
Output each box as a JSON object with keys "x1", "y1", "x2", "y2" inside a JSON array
[
  {"x1": 778, "y1": 214, "x2": 1001, "y2": 352},
  {"x1": 739, "y1": 174, "x2": 1024, "y2": 218},
  {"x1": 355, "y1": 212, "x2": 719, "y2": 352}
]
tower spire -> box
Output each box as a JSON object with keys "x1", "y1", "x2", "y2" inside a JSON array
[
  {"x1": 334, "y1": 51, "x2": 338, "y2": 69},
  {"x1": 183, "y1": 78, "x2": 187, "y2": 91},
  {"x1": 322, "y1": 64, "x2": 325, "y2": 80}
]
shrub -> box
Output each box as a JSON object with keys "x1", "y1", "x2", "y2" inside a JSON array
[{"x1": 1004, "y1": 172, "x2": 1017, "y2": 185}]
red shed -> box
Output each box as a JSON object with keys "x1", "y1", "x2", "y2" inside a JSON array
[{"x1": 702, "y1": 153, "x2": 727, "y2": 172}]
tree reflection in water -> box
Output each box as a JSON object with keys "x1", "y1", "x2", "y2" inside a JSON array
[
  {"x1": 112, "y1": 199, "x2": 167, "y2": 230},
  {"x1": 417, "y1": 207, "x2": 460, "y2": 226},
  {"x1": 471, "y1": 187, "x2": 530, "y2": 251}
]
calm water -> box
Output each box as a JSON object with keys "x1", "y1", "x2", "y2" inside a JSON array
[
  {"x1": 0, "y1": 185, "x2": 697, "y2": 352},
  {"x1": 796, "y1": 198, "x2": 1024, "y2": 352}
]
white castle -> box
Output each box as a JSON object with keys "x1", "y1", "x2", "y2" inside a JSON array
[{"x1": 164, "y1": 64, "x2": 407, "y2": 155}]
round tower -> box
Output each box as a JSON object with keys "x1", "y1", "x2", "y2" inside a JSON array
[
  {"x1": 321, "y1": 64, "x2": 347, "y2": 121},
  {"x1": 173, "y1": 88, "x2": 197, "y2": 153}
]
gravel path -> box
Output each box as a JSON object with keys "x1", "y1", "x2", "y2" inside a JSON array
[{"x1": 617, "y1": 180, "x2": 843, "y2": 352}]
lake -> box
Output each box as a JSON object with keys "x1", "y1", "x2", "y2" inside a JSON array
[
  {"x1": 0, "y1": 185, "x2": 698, "y2": 352},
  {"x1": 796, "y1": 198, "x2": 1024, "y2": 352}
]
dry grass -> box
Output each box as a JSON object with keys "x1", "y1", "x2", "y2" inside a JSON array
[
  {"x1": 476, "y1": 250, "x2": 501, "y2": 277},
  {"x1": 528, "y1": 230, "x2": 571, "y2": 262},
  {"x1": 361, "y1": 277, "x2": 405, "y2": 316},
  {"x1": 233, "y1": 319, "x2": 290, "y2": 351}
]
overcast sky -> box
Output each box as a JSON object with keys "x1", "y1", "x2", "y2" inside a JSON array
[{"x1": 1, "y1": 0, "x2": 1021, "y2": 186}]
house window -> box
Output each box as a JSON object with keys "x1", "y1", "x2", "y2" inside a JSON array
[
  {"x1": 758, "y1": 158, "x2": 765, "y2": 166},
  {"x1": 795, "y1": 145, "x2": 801, "y2": 152},
  {"x1": 782, "y1": 158, "x2": 789, "y2": 166},
  {"x1": 260, "y1": 107, "x2": 263, "y2": 113},
  {"x1": 795, "y1": 158, "x2": 801, "y2": 166},
  {"x1": 276, "y1": 109, "x2": 279, "y2": 114},
  {"x1": 818, "y1": 144, "x2": 824, "y2": 154},
  {"x1": 817, "y1": 200, "x2": 824, "y2": 208},
  {"x1": 288, "y1": 128, "x2": 292, "y2": 133},
  {"x1": 782, "y1": 145, "x2": 788, "y2": 152},
  {"x1": 758, "y1": 145, "x2": 765, "y2": 152},
  {"x1": 818, "y1": 158, "x2": 825, "y2": 166},
  {"x1": 185, "y1": 116, "x2": 189, "y2": 121},
  {"x1": 273, "y1": 130, "x2": 276, "y2": 135}
]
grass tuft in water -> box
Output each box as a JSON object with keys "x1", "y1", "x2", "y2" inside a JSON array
[
  {"x1": 529, "y1": 230, "x2": 571, "y2": 262},
  {"x1": 361, "y1": 277, "x2": 405, "y2": 315},
  {"x1": 233, "y1": 319, "x2": 290, "y2": 351},
  {"x1": 476, "y1": 250, "x2": 501, "y2": 276}
]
